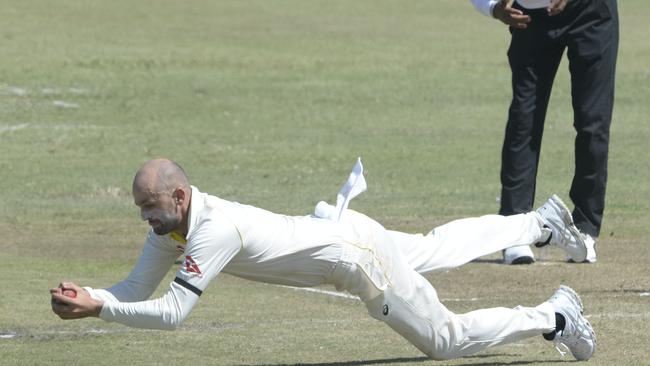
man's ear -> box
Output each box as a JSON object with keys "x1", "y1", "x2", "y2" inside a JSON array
[{"x1": 173, "y1": 188, "x2": 186, "y2": 204}]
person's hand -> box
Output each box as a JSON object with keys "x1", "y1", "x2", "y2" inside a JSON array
[
  {"x1": 50, "y1": 282, "x2": 104, "y2": 319},
  {"x1": 492, "y1": 0, "x2": 532, "y2": 29},
  {"x1": 547, "y1": 0, "x2": 568, "y2": 16}
]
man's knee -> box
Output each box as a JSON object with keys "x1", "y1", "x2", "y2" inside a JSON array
[{"x1": 364, "y1": 292, "x2": 461, "y2": 361}]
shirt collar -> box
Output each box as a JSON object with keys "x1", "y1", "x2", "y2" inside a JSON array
[
  {"x1": 170, "y1": 185, "x2": 203, "y2": 244},
  {"x1": 186, "y1": 186, "x2": 203, "y2": 240}
]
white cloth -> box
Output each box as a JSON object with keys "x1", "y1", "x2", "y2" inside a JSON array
[
  {"x1": 333, "y1": 157, "x2": 367, "y2": 221},
  {"x1": 470, "y1": 0, "x2": 552, "y2": 17},
  {"x1": 87, "y1": 185, "x2": 557, "y2": 359}
]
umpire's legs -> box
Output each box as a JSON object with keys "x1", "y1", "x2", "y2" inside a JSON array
[
  {"x1": 567, "y1": 0, "x2": 619, "y2": 237},
  {"x1": 501, "y1": 23, "x2": 565, "y2": 215}
]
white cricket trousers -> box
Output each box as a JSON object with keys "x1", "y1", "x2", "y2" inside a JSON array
[{"x1": 329, "y1": 210, "x2": 556, "y2": 360}]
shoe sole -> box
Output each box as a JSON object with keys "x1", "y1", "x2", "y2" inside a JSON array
[
  {"x1": 510, "y1": 256, "x2": 534, "y2": 265},
  {"x1": 549, "y1": 195, "x2": 588, "y2": 262},
  {"x1": 567, "y1": 258, "x2": 596, "y2": 264},
  {"x1": 568, "y1": 237, "x2": 597, "y2": 263}
]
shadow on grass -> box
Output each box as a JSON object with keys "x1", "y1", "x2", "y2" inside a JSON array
[
  {"x1": 238, "y1": 353, "x2": 568, "y2": 366},
  {"x1": 470, "y1": 259, "x2": 504, "y2": 265},
  {"x1": 236, "y1": 357, "x2": 429, "y2": 366},
  {"x1": 470, "y1": 258, "x2": 569, "y2": 265}
]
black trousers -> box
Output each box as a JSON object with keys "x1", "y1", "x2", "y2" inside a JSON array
[{"x1": 500, "y1": 0, "x2": 619, "y2": 237}]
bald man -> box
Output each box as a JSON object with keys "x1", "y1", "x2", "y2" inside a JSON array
[{"x1": 51, "y1": 159, "x2": 595, "y2": 361}]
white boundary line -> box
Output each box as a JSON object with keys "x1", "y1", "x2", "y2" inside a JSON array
[
  {"x1": 0, "y1": 124, "x2": 29, "y2": 133},
  {"x1": 278, "y1": 285, "x2": 360, "y2": 300},
  {"x1": 589, "y1": 313, "x2": 650, "y2": 319},
  {"x1": 0, "y1": 123, "x2": 100, "y2": 134}
]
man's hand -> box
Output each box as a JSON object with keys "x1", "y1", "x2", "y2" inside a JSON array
[
  {"x1": 547, "y1": 0, "x2": 568, "y2": 16},
  {"x1": 50, "y1": 282, "x2": 104, "y2": 320},
  {"x1": 492, "y1": 0, "x2": 531, "y2": 29}
]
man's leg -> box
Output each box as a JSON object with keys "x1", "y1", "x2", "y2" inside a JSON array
[
  {"x1": 567, "y1": 0, "x2": 619, "y2": 238},
  {"x1": 333, "y1": 211, "x2": 593, "y2": 360},
  {"x1": 390, "y1": 193, "x2": 589, "y2": 272},
  {"x1": 501, "y1": 20, "x2": 564, "y2": 218},
  {"x1": 500, "y1": 13, "x2": 566, "y2": 264},
  {"x1": 388, "y1": 212, "x2": 546, "y2": 274},
  {"x1": 364, "y1": 221, "x2": 556, "y2": 360},
  {"x1": 330, "y1": 204, "x2": 546, "y2": 274}
]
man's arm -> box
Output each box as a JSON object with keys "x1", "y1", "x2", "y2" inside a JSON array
[
  {"x1": 97, "y1": 220, "x2": 242, "y2": 329},
  {"x1": 89, "y1": 231, "x2": 180, "y2": 302},
  {"x1": 51, "y1": 276, "x2": 202, "y2": 330},
  {"x1": 51, "y1": 231, "x2": 180, "y2": 322},
  {"x1": 74, "y1": 217, "x2": 242, "y2": 330},
  {"x1": 470, "y1": 0, "x2": 531, "y2": 29}
]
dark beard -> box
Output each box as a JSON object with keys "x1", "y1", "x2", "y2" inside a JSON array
[{"x1": 152, "y1": 211, "x2": 180, "y2": 235}]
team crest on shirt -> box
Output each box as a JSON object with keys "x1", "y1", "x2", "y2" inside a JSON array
[{"x1": 184, "y1": 256, "x2": 202, "y2": 277}]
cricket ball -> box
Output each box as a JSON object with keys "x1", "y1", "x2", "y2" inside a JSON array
[{"x1": 62, "y1": 289, "x2": 77, "y2": 298}]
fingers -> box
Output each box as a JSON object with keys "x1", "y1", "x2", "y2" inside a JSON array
[
  {"x1": 59, "y1": 281, "x2": 81, "y2": 291},
  {"x1": 51, "y1": 282, "x2": 80, "y2": 319},
  {"x1": 547, "y1": 0, "x2": 568, "y2": 16},
  {"x1": 494, "y1": 3, "x2": 531, "y2": 29},
  {"x1": 51, "y1": 291, "x2": 74, "y2": 304},
  {"x1": 50, "y1": 281, "x2": 103, "y2": 320},
  {"x1": 506, "y1": 8, "x2": 531, "y2": 26},
  {"x1": 508, "y1": 16, "x2": 531, "y2": 28},
  {"x1": 51, "y1": 292, "x2": 74, "y2": 319},
  {"x1": 51, "y1": 292, "x2": 88, "y2": 319}
]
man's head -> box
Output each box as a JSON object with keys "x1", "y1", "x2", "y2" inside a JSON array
[{"x1": 132, "y1": 159, "x2": 191, "y2": 235}]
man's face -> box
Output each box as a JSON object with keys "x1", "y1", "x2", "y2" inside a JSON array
[{"x1": 133, "y1": 188, "x2": 181, "y2": 235}]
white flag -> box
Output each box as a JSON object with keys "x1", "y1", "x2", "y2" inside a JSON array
[{"x1": 334, "y1": 157, "x2": 367, "y2": 221}]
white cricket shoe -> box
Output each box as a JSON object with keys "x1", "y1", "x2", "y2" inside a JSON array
[
  {"x1": 568, "y1": 234, "x2": 597, "y2": 263},
  {"x1": 503, "y1": 245, "x2": 535, "y2": 265},
  {"x1": 546, "y1": 285, "x2": 596, "y2": 360},
  {"x1": 535, "y1": 195, "x2": 587, "y2": 262}
]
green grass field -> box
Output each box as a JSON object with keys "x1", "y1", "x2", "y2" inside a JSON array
[{"x1": 1, "y1": 0, "x2": 649, "y2": 364}]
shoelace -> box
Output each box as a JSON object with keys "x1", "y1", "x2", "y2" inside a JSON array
[
  {"x1": 552, "y1": 315, "x2": 591, "y2": 358},
  {"x1": 553, "y1": 337, "x2": 570, "y2": 357}
]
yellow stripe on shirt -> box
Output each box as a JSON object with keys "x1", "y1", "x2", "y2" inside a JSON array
[{"x1": 170, "y1": 231, "x2": 187, "y2": 244}]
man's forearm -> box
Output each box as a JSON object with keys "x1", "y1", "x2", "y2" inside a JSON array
[{"x1": 98, "y1": 281, "x2": 199, "y2": 330}]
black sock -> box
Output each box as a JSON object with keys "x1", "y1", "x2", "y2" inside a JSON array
[
  {"x1": 543, "y1": 313, "x2": 566, "y2": 340},
  {"x1": 535, "y1": 226, "x2": 553, "y2": 248}
]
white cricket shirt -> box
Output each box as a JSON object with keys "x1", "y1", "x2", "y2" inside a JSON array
[{"x1": 86, "y1": 186, "x2": 375, "y2": 329}]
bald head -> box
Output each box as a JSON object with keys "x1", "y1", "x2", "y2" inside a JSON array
[
  {"x1": 133, "y1": 159, "x2": 192, "y2": 235},
  {"x1": 133, "y1": 158, "x2": 190, "y2": 196}
]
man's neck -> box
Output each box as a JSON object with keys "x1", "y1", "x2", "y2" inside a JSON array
[{"x1": 176, "y1": 190, "x2": 192, "y2": 237}]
